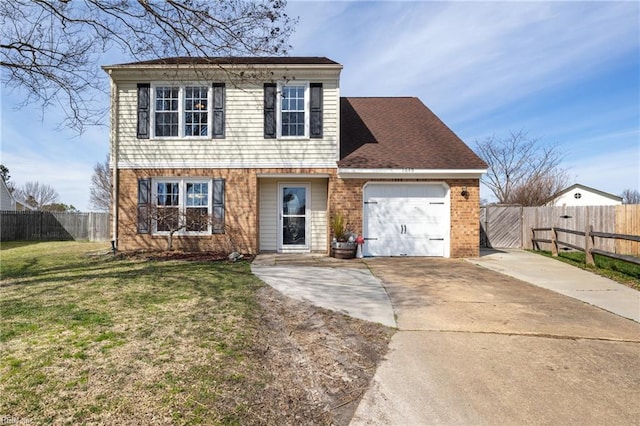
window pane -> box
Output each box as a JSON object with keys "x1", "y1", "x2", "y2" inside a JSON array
[
  {"x1": 155, "y1": 181, "x2": 179, "y2": 232},
  {"x1": 283, "y1": 217, "x2": 305, "y2": 245},
  {"x1": 186, "y1": 182, "x2": 208, "y2": 206},
  {"x1": 184, "y1": 85, "x2": 209, "y2": 137},
  {"x1": 281, "y1": 85, "x2": 305, "y2": 137},
  {"x1": 157, "y1": 207, "x2": 179, "y2": 232},
  {"x1": 155, "y1": 86, "x2": 179, "y2": 137},
  {"x1": 157, "y1": 182, "x2": 179, "y2": 206},
  {"x1": 186, "y1": 207, "x2": 209, "y2": 231}
]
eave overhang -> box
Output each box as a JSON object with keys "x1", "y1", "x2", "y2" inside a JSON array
[{"x1": 337, "y1": 168, "x2": 487, "y2": 179}]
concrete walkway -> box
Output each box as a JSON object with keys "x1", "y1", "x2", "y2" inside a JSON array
[
  {"x1": 251, "y1": 254, "x2": 396, "y2": 328},
  {"x1": 469, "y1": 249, "x2": 640, "y2": 322}
]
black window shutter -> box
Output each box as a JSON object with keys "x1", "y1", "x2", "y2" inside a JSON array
[
  {"x1": 264, "y1": 83, "x2": 277, "y2": 139},
  {"x1": 212, "y1": 178, "x2": 225, "y2": 234},
  {"x1": 137, "y1": 178, "x2": 151, "y2": 233},
  {"x1": 137, "y1": 84, "x2": 150, "y2": 139},
  {"x1": 212, "y1": 83, "x2": 225, "y2": 139},
  {"x1": 310, "y1": 83, "x2": 323, "y2": 138}
]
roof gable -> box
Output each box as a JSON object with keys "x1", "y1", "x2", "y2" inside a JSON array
[
  {"x1": 339, "y1": 97, "x2": 487, "y2": 170},
  {"x1": 551, "y1": 183, "x2": 623, "y2": 202}
]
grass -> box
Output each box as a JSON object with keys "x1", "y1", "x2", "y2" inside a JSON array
[
  {"x1": 0, "y1": 241, "x2": 267, "y2": 424},
  {"x1": 533, "y1": 249, "x2": 640, "y2": 291}
]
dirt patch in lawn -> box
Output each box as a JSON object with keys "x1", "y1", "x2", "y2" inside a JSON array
[{"x1": 249, "y1": 285, "x2": 394, "y2": 425}]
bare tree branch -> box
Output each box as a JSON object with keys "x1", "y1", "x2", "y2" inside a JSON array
[
  {"x1": 89, "y1": 154, "x2": 112, "y2": 211},
  {"x1": 14, "y1": 181, "x2": 60, "y2": 209},
  {"x1": 475, "y1": 130, "x2": 569, "y2": 206},
  {"x1": 1, "y1": 0, "x2": 297, "y2": 133},
  {"x1": 620, "y1": 188, "x2": 640, "y2": 204}
]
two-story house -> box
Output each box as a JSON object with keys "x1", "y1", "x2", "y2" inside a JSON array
[{"x1": 103, "y1": 57, "x2": 487, "y2": 257}]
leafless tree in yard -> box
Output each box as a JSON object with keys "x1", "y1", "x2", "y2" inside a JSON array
[
  {"x1": 1, "y1": 0, "x2": 296, "y2": 133},
  {"x1": 145, "y1": 204, "x2": 220, "y2": 251},
  {"x1": 620, "y1": 188, "x2": 640, "y2": 204},
  {"x1": 90, "y1": 155, "x2": 112, "y2": 212},
  {"x1": 475, "y1": 130, "x2": 569, "y2": 206},
  {"x1": 14, "y1": 181, "x2": 60, "y2": 210}
]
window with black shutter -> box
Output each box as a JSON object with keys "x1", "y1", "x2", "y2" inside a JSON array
[
  {"x1": 137, "y1": 84, "x2": 150, "y2": 139},
  {"x1": 212, "y1": 83, "x2": 225, "y2": 139},
  {"x1": 310, "y1": 83, "x2": 323, "y2": 138},
  {"x1": 137, "y1": 177, "x2": 151, "y2": 233},
  {"x1": 264, "y1": 83, "x2": 277, "y2": 138}
]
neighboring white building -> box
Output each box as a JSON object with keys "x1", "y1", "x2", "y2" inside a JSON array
[
  {"x1": 548, "y1": 183, "x2": 622, "y2": 207},
  {"x1": 0, "y1": 179, "x2": 16, "y2": 211}
]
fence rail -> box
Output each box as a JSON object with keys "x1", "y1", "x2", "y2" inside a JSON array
[
  {"x1": 531, "y1": 225, "x2": 640, "y2": 267},
  {"x1": 0, "y1": 211, "x2": 110, "y2": 242}
]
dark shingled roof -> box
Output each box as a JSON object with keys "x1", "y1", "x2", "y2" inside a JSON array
[
  {"x1": 112, "y1": 56, "x2": 339, "y2": 66},
  {"x1": 339, "y1": 97, "x2": 487, "y2": 170}
]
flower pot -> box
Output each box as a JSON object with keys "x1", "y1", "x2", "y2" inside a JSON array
[{"x1": 331, "y1": 241, "x2": 356, "y2": 259}]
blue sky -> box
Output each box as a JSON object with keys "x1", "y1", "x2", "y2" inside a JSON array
[{"x1": 1, "y1": 1, "x2": 638, "y2": 209}]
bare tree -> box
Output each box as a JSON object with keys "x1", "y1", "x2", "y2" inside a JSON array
[
  {"x1": 14, "y1": 181, "x2": 60, "y2": 210},
  {"x1": 1, "y1": 0, "x2": 296, "y2": 133},
  {"x1": 620, "y1": 188, "x2": 640, "y2": 204},
  {"x1": 146, "y1": 204, "x2": 219, "y2": 251},
  {"x1": 475, "y1": 130, "x2": 569, "y2": 206},
  {"x1": 90, "y1": 155, "x2": 112, "y2": 211}
]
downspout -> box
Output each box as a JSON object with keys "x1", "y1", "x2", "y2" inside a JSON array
[{"x1": 108, "y1": 70, "x2": 119, "y2": 252}]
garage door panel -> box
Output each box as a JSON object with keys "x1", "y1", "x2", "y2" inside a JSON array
[{"x1": 364, "y1": 184, "x2": 449, "y2": 257}]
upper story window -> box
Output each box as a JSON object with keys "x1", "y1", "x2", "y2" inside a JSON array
[
  {"x1": 152, "y1": 84, "x2": 210, "y2": 138},
  {"x1": 137, "y1": 83, "x2": 225, "y2": 140},
  {"x1": 280, "y1": 84, "x2": 307, "y2": 137},
  {"x1": 264, "y1": 82, "x2": 323, "y2": 140},
  {"x1": 155, "y1": 86, "x2": 180, "y2": 137}
]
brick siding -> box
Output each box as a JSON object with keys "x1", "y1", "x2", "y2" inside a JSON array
[{"x1": 116, "y1": 169, "x2": 480, "y2": 257}]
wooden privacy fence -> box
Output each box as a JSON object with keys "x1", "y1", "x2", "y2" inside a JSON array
[
  {"x1": 481, "y1": 204, "x2": 640, "y2": 257},
  {"x1": 0, "y1": 211, "x2": 110, "y2": 242}
]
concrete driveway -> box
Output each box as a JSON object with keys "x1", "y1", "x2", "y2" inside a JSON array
[{"x1": 351, "y1": 257, "x2": 640, "y2": 425}]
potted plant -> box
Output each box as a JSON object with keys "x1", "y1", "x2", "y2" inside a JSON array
[{"x1": 330, "y1": 213, "x2": 356, "y2": 259}]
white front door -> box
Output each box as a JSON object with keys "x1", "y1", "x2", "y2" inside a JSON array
[{"x1": 278, "y1": 183, "x2": 310, "y2": 252}]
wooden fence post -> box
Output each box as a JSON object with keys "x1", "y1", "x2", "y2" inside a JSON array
[
  {"x1": 530, "y1": 227, "x2": 536, "y2": 251},
  {"x1": 551, "y1": 227, "x2": 558, "y2": 257},
  {"x1": 585, "y1": 225, "x2": 595, "y2": 265}
]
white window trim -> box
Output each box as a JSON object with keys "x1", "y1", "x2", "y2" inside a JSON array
[
  {"x1": 151, "y1": 178, "x2": 213, "y2": 235},
  {"x1": 277, "y1": 81, "x2": 310, "y2": 139},
  {"x1": 150, "y1": 83, "x2": 213, "y2": 139}
]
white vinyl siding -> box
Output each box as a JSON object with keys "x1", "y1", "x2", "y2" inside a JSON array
[
  {"x1": 310, "y1": 179, "x2": 328, "y2": 252},
  {"x1": 259, "y1": 179, "x2": 278, "y2": 251},
  {"x1": 258, "y1": 178, "x2": 328, "y2": 252},
  {"x1": 114, "y1": 79, "x2": 339, "y2": 168}
]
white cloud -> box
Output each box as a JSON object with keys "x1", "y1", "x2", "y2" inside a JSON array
[
  {"x1": 290, "y1": 1, "x2": 638, "y2": 119},
  {"x1": 564, "y1": 146, "x2": 640, "y2": 196}
]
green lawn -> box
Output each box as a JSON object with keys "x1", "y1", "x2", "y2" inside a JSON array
[
  {"x1": 533, "y1": 249, "x2": 640, "y2": 291},
  {"x1": 1, "y1": 241, "x2": 266, "y2": 424}
]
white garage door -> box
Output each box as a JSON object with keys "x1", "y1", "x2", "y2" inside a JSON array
[{"x1": 363, "y1": 183, "x2": 449, "y2": 257}]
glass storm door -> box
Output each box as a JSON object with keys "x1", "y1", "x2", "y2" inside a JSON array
[{"x1": 279, "y1": 184, "x2": 309, "y2": 251}]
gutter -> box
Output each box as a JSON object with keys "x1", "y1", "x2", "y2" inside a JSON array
[
  {"x1": 338, "y1": 168, "x2": 487, "y2": 180},
  {"x1": 108, "y1": 70, "x2": 119, "y2": 251}
]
